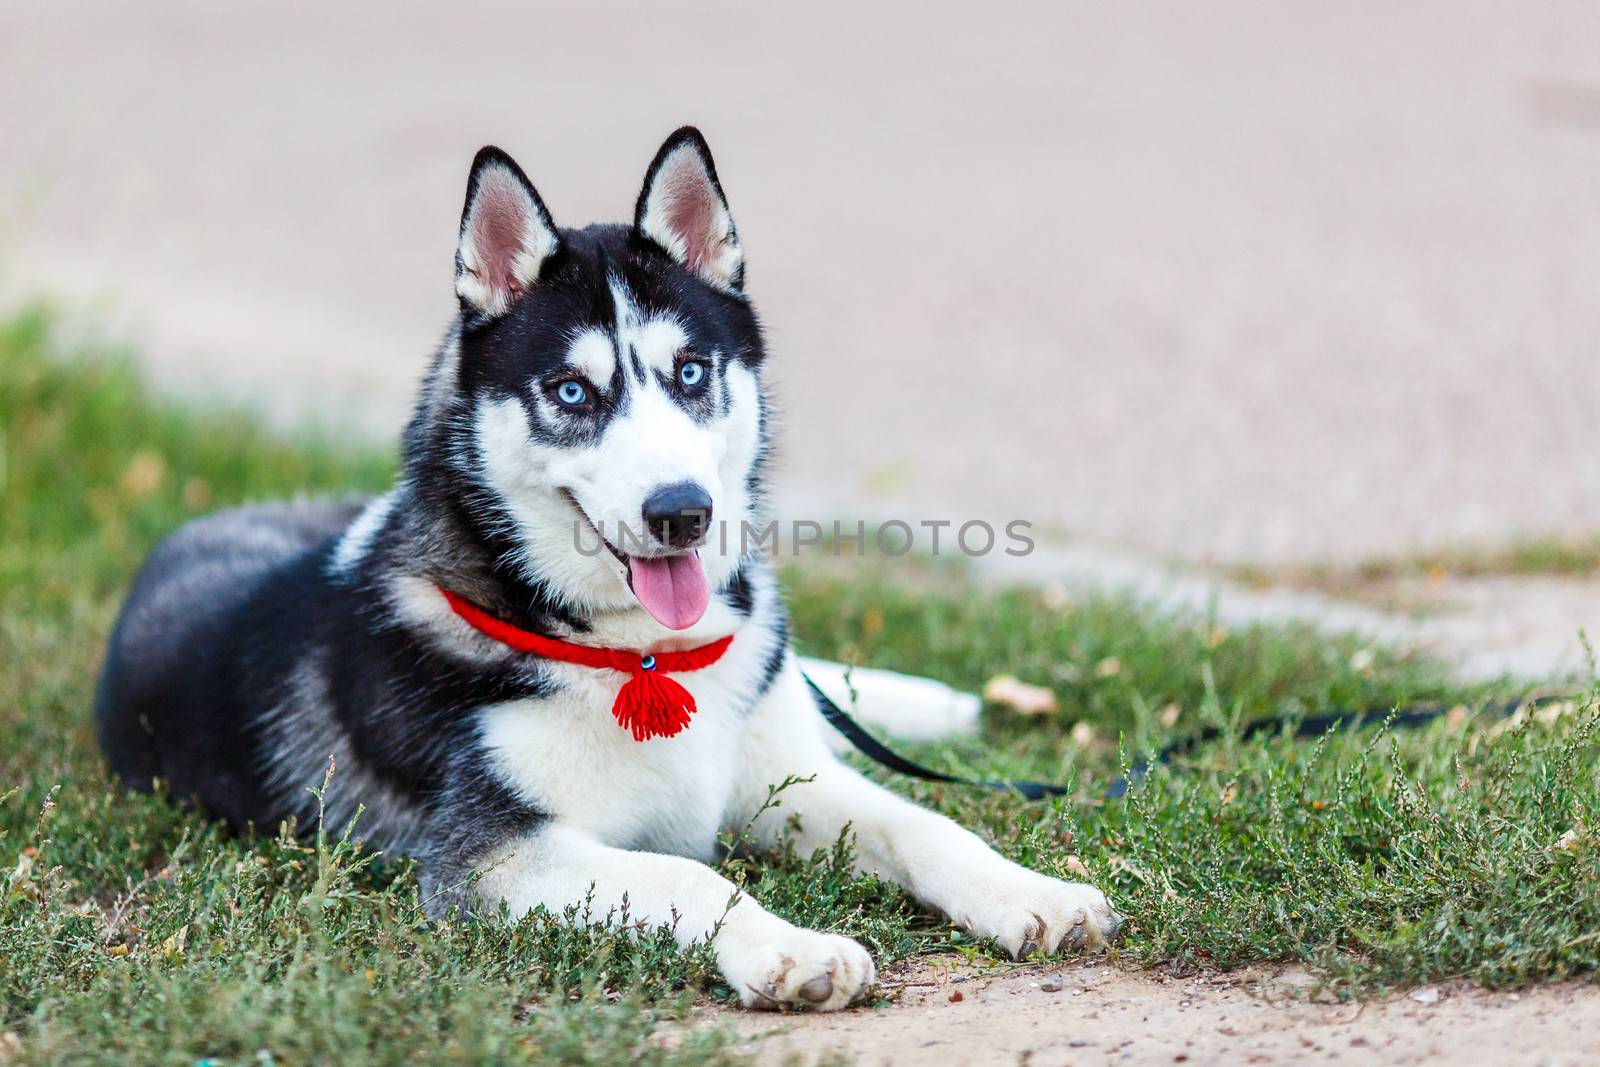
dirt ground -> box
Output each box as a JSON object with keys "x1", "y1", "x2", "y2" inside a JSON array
[
  {"x1": 700, "y1": 957, "x2": 1600, "y2": 1066},
  {"x1": 4, "y1": 0, "x2": 1597, "y2": 672},
  {"x1": 5, "y1": 2, "x2": 1600, "y2": 565}
]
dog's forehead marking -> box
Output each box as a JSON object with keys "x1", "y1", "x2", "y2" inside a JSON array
[
  {"x1": 565, "y1": 328, "x2": 617, "y2": 387},
  {"x1": 633, "y1": 319, "x2": 689, "y2": 375},
  {"x1": 608, "y1": 276, "x2": 688, "y2": 382}
]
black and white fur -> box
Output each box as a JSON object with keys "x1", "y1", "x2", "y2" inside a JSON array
[{"x1": 95, "y1": 129, "x2": 1121, "y2": 1010}]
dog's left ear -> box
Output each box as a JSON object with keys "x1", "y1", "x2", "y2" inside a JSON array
[
  {"x1": 456, "y1": 146, "x2": 561, "y2": 317},
  {"x1": 634, "y1": 127, "x2": 744, "y2": 292}
]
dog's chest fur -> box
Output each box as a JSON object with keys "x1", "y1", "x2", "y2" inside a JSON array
[{"x1": 477, "y1": 598, "x2": 783, "y2": 858}]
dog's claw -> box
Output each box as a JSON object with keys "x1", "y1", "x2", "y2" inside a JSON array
[
  {"x1": 1016, "y1": 937, "x2": 1039, "y2": 959},
  {"x1": 1105, "y1": 911, "x2": 1126, "y2": 943},
  {"x1": 797, "y1": 975, "x2": 834, "y2": 1004},
  {"x1": 1061, "y1": 925, "x2": 1088, "y2": 951}
]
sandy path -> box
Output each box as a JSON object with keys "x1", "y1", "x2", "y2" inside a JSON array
[
  {"x1": 701, "y1": 957, "x2": 1600, "y2": 1066},
  {"x1": 4, "y1": 2, "x2": 1600, "y2": 564},
  {"x1": 5, "y1": 1, "x2": 1597, "y2": 674}
]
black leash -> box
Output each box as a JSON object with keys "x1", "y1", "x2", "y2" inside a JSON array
[
  {"x1": 805, "y1": 674, "x2": 1072, "y2": 800},
  {"x1": 1102, "y1": 692, "x2": 1575, "y2": 798},
  {"x1": 805, "y1": 672, "x2": 1577, "y2": 803}
]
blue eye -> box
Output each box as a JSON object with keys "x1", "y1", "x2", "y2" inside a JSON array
[
  {"x1": 678, "y1": 360, "x2": 707, "y2": 388},
  {"x1": 555, "y1": 380, "x2": 589, "y2": 407}
]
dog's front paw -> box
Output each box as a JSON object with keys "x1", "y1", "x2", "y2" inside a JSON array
[
  {"x1": 716, "y1": 925, "x2": 876, "y2": 1011},
  {"x1": 956, "y1": 868, "x2": 1124, "y2": 960}
]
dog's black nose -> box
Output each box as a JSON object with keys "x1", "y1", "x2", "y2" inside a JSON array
[{"x1": 641, "y1": 482, "x2": 713, "y2": 549}]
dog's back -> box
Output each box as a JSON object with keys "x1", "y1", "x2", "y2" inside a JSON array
[{"x1": 95, "y1": 499, "x2": 363, "y2": 822}]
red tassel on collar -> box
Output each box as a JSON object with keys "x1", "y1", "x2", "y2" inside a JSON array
[{"x1": 438, "y1": 587, "x2": 733, "y2": 741}]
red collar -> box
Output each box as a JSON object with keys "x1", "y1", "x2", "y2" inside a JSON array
[{"x1": 438, "y1": 586, "x2": 733, "y2": 741}]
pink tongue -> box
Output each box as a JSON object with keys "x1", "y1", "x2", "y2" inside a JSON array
[{"x1": 627, "y1": 552, "x2": 710, "y2": 630}]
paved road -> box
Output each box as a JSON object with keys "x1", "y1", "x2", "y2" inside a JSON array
[{"x1": 4, "y1": 2, "x2": 1599, "y2": 564}]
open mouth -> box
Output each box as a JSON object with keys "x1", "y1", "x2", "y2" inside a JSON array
[{"x1": 561, "y1": 490, "x2": 710, "y2": 631}]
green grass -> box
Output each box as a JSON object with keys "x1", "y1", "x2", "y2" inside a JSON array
[{"x1": 2, "y1": 305, "x2": 1599, "y2": 1064}]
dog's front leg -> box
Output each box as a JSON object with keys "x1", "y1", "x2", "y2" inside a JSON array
[
  {"x1": 736, "y1": 655, "x2": 1124, "y2": 959},
  {"x1": 465, "y1": 823, "x2": 874, "y2": 1010}
]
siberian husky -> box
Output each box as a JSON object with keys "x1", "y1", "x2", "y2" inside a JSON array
[{"x1": 95, "y1": 128, "x2": 1121, "y2": 1010}]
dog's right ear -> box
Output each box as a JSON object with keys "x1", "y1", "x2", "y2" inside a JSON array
[
  {"x1": 634, "y1": 127, "x2": 743, "y2": 292},
  {"x1": 455, "y1": 147, "x2": 561, "y2": 318}
]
